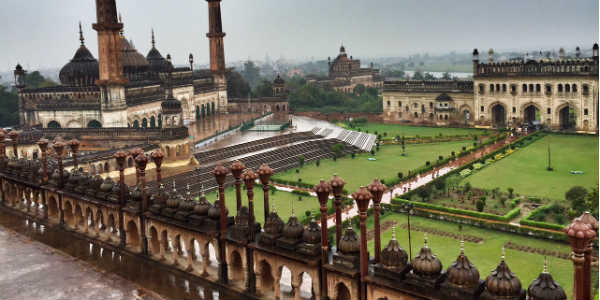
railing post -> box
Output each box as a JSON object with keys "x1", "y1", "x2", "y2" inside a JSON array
[
  {"x1": 367, "y1": 179, "x2": 387, "y2": 264},
  {"x1": 257, "y1": 163, "x2": 273, "y2": 220},
  {"x1": 135, "y1": 153, "x2": 149, "y2": 255},
  {"x1": 213, "y1": 165, "x2": 230, "y2": 284},
  {"x1": 114, "y1": 151, "x2": 128, "y2": 247},
  {"x1": 330, "y1": 174, "x2": 345, "y2": 249},
  {"x1": 242, "y1": 168, "x2": 258, "y2": 294},
  {"x1": 314, "y1": 180, "x2": 332, "y2": 300},
  {"x1": 230, "y1": 161, "x2": 245, "y2": 213},
  {"x1": 353, "y1": 186, "x2": 373, "y2": 300}
]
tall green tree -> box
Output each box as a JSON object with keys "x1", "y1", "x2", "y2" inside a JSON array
[
  {"x1": 241, "y1": 60, "x2": 261, "y2": 88},
  {"x1": 0, "y1": 85, "x2": 19, "y2": 127},
  {"x1": 226, "y1": 70, "x2": 251, "y2": 98},
  {"x1": 253, "y1": 80, "x2": 274, "y2": 97}
]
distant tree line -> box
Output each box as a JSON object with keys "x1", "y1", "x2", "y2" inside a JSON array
[{"x1": 0, "y1": 71, "x2": 57, "y2": 127}]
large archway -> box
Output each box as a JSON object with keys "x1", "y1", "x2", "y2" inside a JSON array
[
  {"x1": 48, "y1": 197, "x2": 58, "y2": 220},
  {"x1": 259, "y1": 260, "x2": 275, "y2": 294},
  {"x1": 335, "y1": 282, "x2": 351, "y2": 300},
  {"x1": 491, "y1": 104, "x2": 506, "y2": 128},
  {"x1": 87, "y1": 120, "x2": 102, "y2": 128},
  {"x1": 149, "y1": 227, "x2": 160, "y2": 256},
  {"x1": 523, "y1": 105, "x2": 539, "y2": 125},
  {"x1": 47, "y1": 121, "x2": 61, "y2": 129},
  {"x1": 126, "y1": 221, "x2": 140, "y2": 250},
  {"x1": 230, "y1": 250, "x2": 244, "y2": 282},
  {"x1": 559, "y1": 105, "x2": 575, "y2": 129}
]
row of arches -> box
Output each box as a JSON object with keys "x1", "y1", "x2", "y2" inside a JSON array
[
  {"x1": 47, "y1": 119, "x2": 102, "y2": 129},
  {"x1": 488, "y1": 103, "x2": 576, "y2": 129},
  {"x1": 479, "y1": 82, "x2": 591, "y2": 97},
  {"x1": 131, "y1": 114, "x2": 162, "y2": 129},
  {"x1": 195, "y1": 103, "x2": 216, "y2": 120}
]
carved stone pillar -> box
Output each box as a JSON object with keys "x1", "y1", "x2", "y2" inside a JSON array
[
  {"x1": 130, "y1": 148, "x2": 143, "y2": 186},
  {"x1": 135, "y1": 153, "x2": 149, "y2": 255},
  {"x1": 330, "y1": 174, "x2": 345, "y2": 248},
  {"x1": 564, "y1": 218, "x2": 596, "y2": 300},
  {"x1": 577, "y1": 212, "x2": 599, "y2": 299},
  {"x1": 230, "y1": 161, "x2": 245, "y2": 213},
  {"x1": 67, "y1": 139, "x2": 80, "y2": 170},
  {"x1": 114, "y1": 151, "x2": 127, "y2": 247},
  {"x1": 257, "y1": 163, "x2": 273, "y2": 219},
  {"x1": 242, "y1": 168, "x2": 258, "y2": 294},
  {"x1": 314, "y1": 180, "x2": 332, "y2": 300},
  {"x1": 52, "y1": 140, "x2": 65, "y2": 188},
  {"x1": 213, "y1": 165, "x2": 230, "y2": 284},
  {"x1": 151, "y1": 150, "x2": 164, "y2": 183},
  {"x1": 367, "y1": 179, "x2": 386, "y2": 263},
  {"x1": 353, "y1": 186, "x2": 373, "y2": 300}
]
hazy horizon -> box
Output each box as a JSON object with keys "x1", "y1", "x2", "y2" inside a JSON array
[{"x1": 0, "y1": 0, "x2": 598, "y2": 72}]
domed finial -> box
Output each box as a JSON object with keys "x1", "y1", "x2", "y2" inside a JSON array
[
  {"x1": 151, "y1": 28, "x2": 155, "y2": 48},
  {"x1": 543, "y1": 256, "x2": 548, "y2": 274},
  {"x1": 78, "y1": 21, "x2": 85, "y2": 46},
  {"x1": 391, "y1": 222, "x2": 397, "y2": 241},
  {"x1": 119, "y1": 13, "x2": 124, "y2": 37},
  {"x1": 200, "y1": 184, "x2": 205, "y2": 197},
  {"x1": 271, "y1": 200, "x2": 276, "y2": 213},
  {"x1": 424, "y1": 233, "x2": 429, "y2": 249},
  {"x1": 186, "y1": 183, "x2": 191, "y2": 195},
  {"x1": 172, "y1": 180, "x2": 176, "y2": 193},
  {"x1": 460, "y1": 239, "x2": 465, "y2": 255},
  {"x1": 291, "y1": 197, "x2": 295, "y2": 217},
  {"x1": 501, "y1": 246, "x2": 505, "y2": 261}
]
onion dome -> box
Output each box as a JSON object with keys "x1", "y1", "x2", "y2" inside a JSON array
[
  {"x1": 178, "y1": 184, "x2": 196, "y2": 211},
  {"x1": 146, "y1": 29, "x2": 172, "y2": 73},
  {"x1": 59, "y1": 22, "x2": 99, "y2": 87},
  {"x1": 50, "y1": 169, "x2": 61, "y2": 185},
  {"x1": 264, "y1": 203, "x2": 284, "y2": 235},
  {"x1": 381, "y1": 225, "x2": 408, "y2": 269},
  {"x1": 99, "y1": 177, "x2": 115, "y2": 193},
  {"x1": 235, "y1": 206, "x2": 250, "y2": 226},
  {"x1": 166, "y1": 181, "x2": 181, "y2": 208},
  {"x1": 411, "y1": 235, "x2": 442, "y2": 278},
  {"x1": 484, "y1": 248, "x2": 522, "y2": 298},
  {"x1": 151, "y1": 183, "x2": 167, "y2": 205},
  {"x1": 282, "y1": 214, "x2": 304, "y2": 239},
  {"x1": 193, "y1": 185, "x2": 211, "y2": 215},
  {"x1": 68, "y1": 168, "x2": 83, "y2": 185},
  {"x1": 338, "y1": 226, "x2": 360, "y2": 255},
  {"x1": 446, "y1": 241, "x2": 480, "y2": 288},
  {"x1": 208, "y1": 200, "x2": 227, "y2": 219},
  {"x1": 121, "y1": 37, "x2": 150, "y2": 76},
  {"x1": 273, "y1": 74, "x2": 285, "y2": 85},
  {"x1": 577, "y1": 212, "x2": 599, "y2": 233},
  {"x1": 527, "y1": 258, "x2": 566, "y2": 300},
  {"x1": 302, "y1": 218, "x2": 321, "y2": 244},
  {"x1": 130, "y1": 184, "x2": 143, "y2": 202}
]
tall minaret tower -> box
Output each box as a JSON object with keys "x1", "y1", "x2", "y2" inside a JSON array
[
  {"x1": 93, "y1": 0, "x2": 128, "y2": 127},
  {"x1": 206, "y1": 0, "x2": 226, "y2": 74},
  {"x1": 206, "y1": 0, "x2": 228, "y2": 113}
]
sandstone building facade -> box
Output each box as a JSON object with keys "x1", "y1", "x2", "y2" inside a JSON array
[{"x1": 383, "y1": 45, "x2": 599, "y2": 132}]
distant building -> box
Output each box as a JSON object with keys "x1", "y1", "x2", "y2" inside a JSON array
[
  {"x1": 307, "y1": 45, "x2": 383, "y2": 93},
  {"x1": 383, "y1": 45, "x2": 599, "y2": 132}
]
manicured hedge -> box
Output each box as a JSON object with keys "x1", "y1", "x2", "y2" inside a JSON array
[
  {"x1": 519, "y1": 204, "x2": 566, "y2": 231},
  {"x1": 392, "y1": 198, "x2": 520, "y2": 222}
]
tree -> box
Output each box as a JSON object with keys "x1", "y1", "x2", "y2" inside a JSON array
[
  {"x1": 23, "y1": 71, "x2": 57, "y2": 89},
  {"x1": 353, "y1": 84, "x2": 366, "y2": 96},
  {"x1": 241, "y1": 60, "x2": 261, "y2": 88},
  {"x1": 0, "y1": 85, "x2": 19, "y2": 127},
  {"x1": 298, "y1": 155, "x2": 305, "y2": 167},
  {"x1": 441, "y1": 72, "x2": 452, "y2": 80},
  {"x1": 412, "y1": 70, "x2": 424, "y2": 80},
  {"x1": 253, "y1": 80, "x2": 274, "y2": 97},
  {"x1": 418, "y1": 185, "x2": 432, "y2": 202},
  {"x1": 565, "y1": 186, "x2": 588, "y2": 213},
  {"x1": 476, "y1": 198, "x2": 486, "y2": 212},
  {"x1": 507, "y1": 187, "x2": 514, "y2": 198},
  {"x1": 332, "y1": 143, "x2": 344, "y2": 159},
  {"x1": 226, "y1": 70, "x2": 251, "y2": 98},
  {"x1": 491, "y1": 187, "x2": 500, "y2": 199},
  {"x1": 423, "y1": 72, "x2": 435, "y2": 80},
  {"x1": 585, "y1": 186, "x2": 599, "y2": 216},
  {"x1": 464, "y1": 182, "x2": 472, "y2": 193}
]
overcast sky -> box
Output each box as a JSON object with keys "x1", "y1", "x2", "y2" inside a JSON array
[{"x1": 0, "y1": 0, "x2": 598, "y2": 72}]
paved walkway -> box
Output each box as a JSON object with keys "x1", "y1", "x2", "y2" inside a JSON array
[{"x1": 0, "y1": 224, "x2": 160, "y2": 300}]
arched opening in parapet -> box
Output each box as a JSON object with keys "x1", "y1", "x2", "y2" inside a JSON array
[
  {"x1": 523, "y1": 105, "x2": 539, "y2": 125},
  {"x1": 208, "y1": 242, "x2": 218, "y2": 267},
  {"x1": 279, "y1": 265, "x2": 293, "y2": 297},
  {"x1": 491, "y1": 103, "x2": 506, "y2": 128},
  {"x1": 98, "y1": 163, "x2": 103, "y2": 173},
  {"x1": 107, "y1": 214, "x2": 116, "y2": 234},
  {"x1": 196, "y1": 105, "x2": 201, "y2": 119},
  {"x1": 299, "y1": 272, "x2": 314, "y2": 300},
  {"x1": 48, "y1": 196, "x2": 58, "y2": 220},
  {"x1": 104, "y1": 162, "x2": 110, "y2": 173},
  {"x1": 158, "y1": 114, "x2": 163, "y2": 128},
  {"x1": 211, "y1": 102, "x2": 216, "y2": 115},
  {"x1": 126, "y1": 220, "x2": 140, "y2": 250},
  {"x1": 47, "y1": 121, "x2": 61, "y2": 129},
  {"x1": 276, "y1": 104, "x2": 280, "y2": 112},
  {"x1": 127, "y1": 157, "x2": 134, "y2": 168},
  {"x1": 175, "y1": 234, "x2": 187, "y2": 258},
  {"x1": 150, "y1": 116, "x2": 156, "y2": 128},
  {"x1": 149, "y1": 226, "x2": 160, "y2": 256},
  {"x1": 161, "y1": 230, "x2": 173, "y2": 255},
  {"x1": 63, "y1": 201, "x2": 74, "y2": 227},
  {"x1": 201, "y1": 104, "x2": 206, "y2": 118},
  {"x1": 87, "y1": 120, "x2": 102, "y2": 128},
  {"x1": 86, "y1": 207, "x2": 95, "y2": 229},
  {"x1": 133, "y1": 120, "x2": 140, "y2": 128},
  {"x1": 282, "y1": 105, "x2": 286, "y2": 111},
  {"x1": 96, "y1": 210, "x2": 105, "y2": 232},
  {"x1": 259, "y1": 260, "x2": 275, "y2": 294},
  {"x1": 142, "y1": 118, "x2": 148, "y2": 129},
  {"x1": 559, "y1": 105, "x2": 575, "y2": 130},
  {"x1": 74, "y1": 204, "x2": 84, "y2": 229},
  {"x1": 335, "y1": 282, "x2": 351, "y2": 300},
  {"x1": 230, "y1": 250, "x2": 244, "y2": 282}
]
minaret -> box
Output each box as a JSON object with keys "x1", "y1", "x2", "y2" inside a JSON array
[
  {"x1": 13, "y1": 64, "x2": 26, "y2": 127},
  {"x1": 93, "y1": 0, "x2": 128, "y2": 127},
  {"x1": 206, "y1": 0, "x2": 226, "y2": 74}
]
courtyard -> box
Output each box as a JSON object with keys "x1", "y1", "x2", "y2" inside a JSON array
[{"x1": 339, "y1": 122, "x2": 486, "y2": 138}]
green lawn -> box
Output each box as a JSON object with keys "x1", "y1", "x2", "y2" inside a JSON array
[
  {"x1": 339, "y1": 122, "x2": 486, "y2": 138},
  {"x1": 463, "y1": 134, "x2": 599, "y2": 201},
  {"x1": 274, "y1": 141, "x2": 472, "y2": 192},
  {"x1": 365, "y1": 213, "x2": 578, "y2": 298},
  {"x1": 201, "y1": 186, "x2": 320, "y2": 224}
]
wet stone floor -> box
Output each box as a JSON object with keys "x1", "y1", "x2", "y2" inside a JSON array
[{"x1": 0, "y1": 222, "x2": 157, "y2": 300}]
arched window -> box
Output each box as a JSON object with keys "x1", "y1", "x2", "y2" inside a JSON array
[
  {"x1": 133, "y1": 120, "x2": 140, "y2": 128},
  {"x1": 158, "y1": 114, "x2": 162, "y2": 128},
  {"x1": 565, "y1": 84, "x2": 571, "y2": 93},
  {"x1": 150, "y1": 116, "x2": 156, "y2": 128},
  {"x1": 490, "y1": 84, "x2": 495, "y2": 93},
  {"x1": 535, "y1": 84, "x2": 541, "y2": 93},
  {"x1": 522, "y1": 84, "x2": 527, "y2": 93},
  {"x1": 87, "y1": 120, "x2": 102, "y2": 128},
  {"x1": 47, "y1": 121, "x2": 61, "y2": 128},
  {"x1": 142, "y1": 118, "x2": 148, "y2": 128},
  {"x1": 572, "y1": 84, "x2": 578, "y2": 93},
  {"x1": 558, "y1": 84, "x2": 563, "y2": 93},
  {"x1": 478, "y1": 84, "x2": 485, "y2": 94},
  {"x1": 583, "y1": 84, "x2": 589, "y2": 95},
  {"x1": 529, "y1": 84, "x2": 534, "y2": 92}
]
